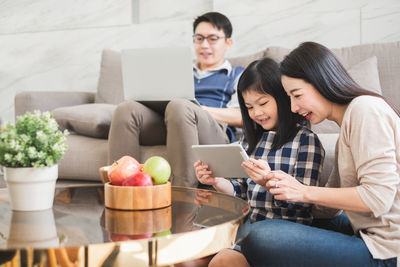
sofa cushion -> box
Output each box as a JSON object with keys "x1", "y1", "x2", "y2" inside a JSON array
[
  {"x1": 52, "y1": 104, "x2": 116, "y2": 139},
  {"x1": 316, "y1": 133, "x2": 339, "y2": 186},
  {"x1": 57, "y1": 133, "x2": 108, "y2": 181},
  {"x1": 331, "y1": 42, "x2": 400, "y2": 110},
  {"x1": 95, "y1": 49, "x2": 124, "y2": 104},
  {"x1": 347, "y1": 56, "x2": 381, "y2": 94},
  {"x1": 230, "y1": 50, "x2": 267, "y2": 68}
]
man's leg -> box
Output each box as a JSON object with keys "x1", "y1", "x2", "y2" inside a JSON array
[
  {"x1": 164, "y1": 99, "x2": 229, "y2": 187},
  {"x1": 108, "y1": 101, "x2": 166, "y2": 164}
]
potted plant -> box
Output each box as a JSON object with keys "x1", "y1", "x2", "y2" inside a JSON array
[{"x1": 0, "y1": 110, "x2": 68, "y2": 211}]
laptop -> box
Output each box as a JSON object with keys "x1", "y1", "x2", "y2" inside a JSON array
[{"x1": 121, "y1": 46, "x2": 199, "y2": 113}]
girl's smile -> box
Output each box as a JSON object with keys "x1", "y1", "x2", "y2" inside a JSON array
[{"x1": 243, "y1": 90, "x2": 278, "y2": 131}]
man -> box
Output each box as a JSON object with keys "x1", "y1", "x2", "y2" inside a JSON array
[{"x1": 108, "y1": 12, "x2": 244, "y2": 187}]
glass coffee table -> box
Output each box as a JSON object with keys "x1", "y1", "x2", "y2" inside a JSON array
[{"x1": 0, "y1": 183, "x2": 249, "y2": 266}]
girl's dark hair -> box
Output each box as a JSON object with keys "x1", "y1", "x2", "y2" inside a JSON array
[
  {"x1": 280, "y1": 41, "x2": 400, "y2": 116},
  {"x1": 193, "y1": 12, "x2": 232, "y2": 38},
  {"x1": 238, "y1": 57, "x2": 305, "y2": 154}
]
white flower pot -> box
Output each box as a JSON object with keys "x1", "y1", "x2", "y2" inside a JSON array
[{"x1": 4, "y1": 165, "x2": 58, "y2": 211}]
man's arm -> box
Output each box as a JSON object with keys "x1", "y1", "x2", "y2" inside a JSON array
[{"x1": 201, "y1": 106, "x2": 242, "y2": 127}]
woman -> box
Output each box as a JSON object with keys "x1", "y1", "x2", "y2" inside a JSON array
[{"x1": 241, "y1": 42, "x2": 399, "y2": 266}]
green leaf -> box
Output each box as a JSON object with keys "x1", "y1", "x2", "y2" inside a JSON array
[{"x1": 0, "y1": 110, "x2": 69, "y2": 168}]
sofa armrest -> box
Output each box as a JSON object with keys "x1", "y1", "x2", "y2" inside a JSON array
[{"x1": 15, "y1": 91, "x2": 96, "y2": 117}]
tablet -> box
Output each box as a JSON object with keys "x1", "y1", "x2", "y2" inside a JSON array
[{"x1": 192, "y1": 144, "x2": 249, "y2": 178}]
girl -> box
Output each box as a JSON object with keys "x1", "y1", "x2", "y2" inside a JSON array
[
  {"x1": 245, "y1": 42, "x2": 399, "y2": 266},
  {"x1": 194, "y1": 57, "x2": 324, "y2": 267}
]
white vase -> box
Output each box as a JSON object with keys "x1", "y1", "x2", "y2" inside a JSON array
[{"x1": 4, "y1": 165, "x2": 58, "y2": 211}]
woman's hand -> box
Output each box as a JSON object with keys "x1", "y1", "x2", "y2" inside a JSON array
[
  {"x1": 264, "y1": 170, "x2": 309, "y2": 203},
  {"x1": 194, "y1": 160, "x2": 217, "y2": 186},
  {"x1": 241, "y1": 158, "x2": 271, "y2": 186}
]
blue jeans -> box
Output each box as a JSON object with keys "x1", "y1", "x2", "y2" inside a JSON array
[{"x1": 241, "y1": 214, "x2": 397, "y2": 267}]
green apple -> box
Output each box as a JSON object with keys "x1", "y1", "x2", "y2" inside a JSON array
[
  {"x1": 153, "y1": 229, "x2": 172, "y2": 237},
  {"x1": 143, "y1": 156, "x2": 171, "y2": 185}
]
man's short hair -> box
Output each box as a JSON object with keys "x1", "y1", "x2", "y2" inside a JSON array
[{"x1": 193, "y1": 12, "x2": 233, "y2": 38}]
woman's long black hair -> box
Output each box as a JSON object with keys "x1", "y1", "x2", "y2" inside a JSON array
[
  {"x1": 280, "y1": 41, "x2": 400, "y2": 117},
  {"x1": 238, "y1": 57, "x2": 305, "y2": 154}
]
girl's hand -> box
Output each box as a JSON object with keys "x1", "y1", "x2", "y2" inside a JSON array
[
  {"x1": 264, "y1": 170, "x2": 309, "y2": 203},
  {"x1": 241, "y1": 158, "x2": 271, "y2": 186},
  {"x1": 194, "y1": 190, "x2": 213, "y2": 207},
  {"x1": 194, "y1": 160, "x2": 217, "y2": 186}
]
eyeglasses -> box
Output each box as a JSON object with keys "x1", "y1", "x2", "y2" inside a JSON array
[{"x1": 193, "y1": 34, "x2": 226, "y2": 45}]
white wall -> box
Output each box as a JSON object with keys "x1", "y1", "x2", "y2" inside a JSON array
[{"x1": 1, "y1": 0, "x2": 399, "y2": 123}]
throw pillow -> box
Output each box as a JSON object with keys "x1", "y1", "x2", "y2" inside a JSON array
[
  {"x1": 229, "y1": 50, "x2": 267, "y2": 68},
  {"x1": 347, "y1": 56, "x2": 381, "y2": 94},
  {"x1": 52, "y1": 104, "x2": 116, "y2": 139},
  {"x1": 95, "y1": 49, "x2": 124, "y2": 104}
]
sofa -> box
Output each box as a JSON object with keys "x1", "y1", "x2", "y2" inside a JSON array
[{"x1": 14, "y1": 41, "x2": 400, "y2": 184}]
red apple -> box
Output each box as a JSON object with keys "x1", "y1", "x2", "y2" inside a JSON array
[
  {"x1": 109, "y1": 233, "x2": 153, "y2": 241},
  {"x1": 126, "y1": 233, "x2": 153, "y2": 240},
  {"x1": 122, "y1": 172, "x2": 153, "y2": 187},
  {"x1": 108, "y1": 155, "x2": 141, "y2": 185},
  {"x1": 109, "y1": 233, "x2": 131, "y2": 242}
]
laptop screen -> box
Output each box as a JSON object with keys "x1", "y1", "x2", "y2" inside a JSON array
[{"x1": 121, "y1": 47, "x2": 196, "y2": 102}]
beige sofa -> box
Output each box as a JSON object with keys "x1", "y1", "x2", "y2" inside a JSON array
[{"x1": 14, "y1": 42, "x2": 400, "y2": 183}]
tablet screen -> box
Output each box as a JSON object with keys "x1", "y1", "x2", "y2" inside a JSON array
[{"x1": 192, "y1": 144, "x2": 249, "y2": 178}]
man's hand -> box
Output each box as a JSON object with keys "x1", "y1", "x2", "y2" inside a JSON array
[{"x1": 201, "y1": 106, "x2": 242, "y2": 127}]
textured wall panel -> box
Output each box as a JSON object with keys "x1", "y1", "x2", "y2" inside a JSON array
[
  {"x1": 362, "y1": 0, "x2": 400, "y2": 43},
  {"x1": 0, "y1": 0, "x2": 132, "y2": 34},
  {"x1": 133, "y1": 0, "x2": 212, "y2": 23}
]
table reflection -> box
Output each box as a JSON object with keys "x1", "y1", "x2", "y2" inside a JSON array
[
  {"x1": 7, "y1": 209, "x2": 59, "y2": 249},
  {"x1": 101, "y1": 206, "x2": 172, "y2": 241}
]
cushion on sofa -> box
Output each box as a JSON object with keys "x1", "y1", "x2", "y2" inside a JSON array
[
  {"x1": 332, "y1": 42, "x2": 400, "y2": 111},
  {"x1": 95, "y1": 49, "x2": 124, "y2": 104},
  {"x1": 52, "y1": 104, "x2": 116, "y2": 139},
  {"x1": 347, "y1": 56, "x2": 381, "y2": 94},
  {"x1": 230, "y1": 50, "x2": 267, "y2": 68},
  {"x1": 57, "y1": 133, "x2": 109, "y2": 181}
]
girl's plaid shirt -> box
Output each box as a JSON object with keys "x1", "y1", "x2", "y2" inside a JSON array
[{"x1": 231, "y1": 125, "x2": 325, "y2": 225}]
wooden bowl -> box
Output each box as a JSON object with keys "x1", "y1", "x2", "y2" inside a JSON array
[
  {"x1": 104, "y1": 182, "x2": 171, "y2": 210},
  {"x1": 101, "y1": 206, "x2": 172, "y2": 235},
  {"x1": 99, "y1": 166, "x2": 110, "y2": 184}
]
